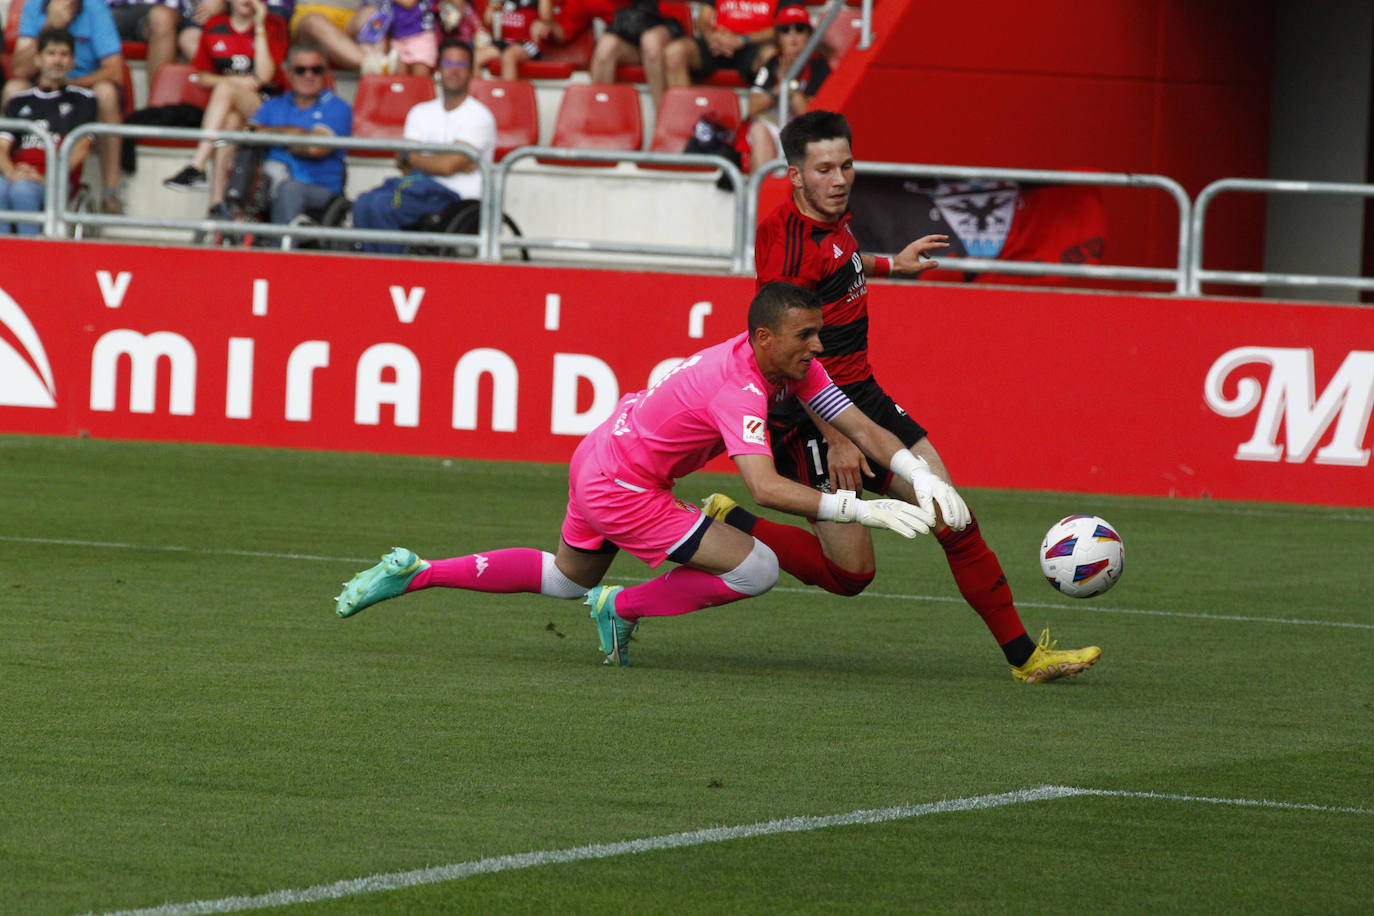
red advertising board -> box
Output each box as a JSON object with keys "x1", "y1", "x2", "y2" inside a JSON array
[{"x1": 1, "y1": 239, "x2": 1370, "y2": 507}]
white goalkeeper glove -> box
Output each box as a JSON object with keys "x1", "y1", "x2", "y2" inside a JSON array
[
  {"x1": 817, "y1": 489, "x2": 935, "y2": 539},
  {"x1": 889, "y1": 450, "x2": 971, "y2": 531}
]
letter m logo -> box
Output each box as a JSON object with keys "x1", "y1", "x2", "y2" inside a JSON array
[{"x1": 1204, "y1": 347, "x2": 1374, "y2": 466}]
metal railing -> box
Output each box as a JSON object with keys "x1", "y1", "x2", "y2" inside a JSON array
[
  {"x1": 3, "y1": 121, "x2": 1370, "y2": 298},
  {"x1": 486, "y1": 146, "x2": 748, "y2": 270},
  {"x1": 56, "y1": 122, "x2": 494, "y2": 250},
  {"x1": 1190, "y1": 177, "x2": 1374, "y2": 295},
  {"x1": 744, "y1": 159, "x2": 1195, "y2": 293},
  {"x1": 0, "y1": 118, "x2": 59, "y2": 236}
]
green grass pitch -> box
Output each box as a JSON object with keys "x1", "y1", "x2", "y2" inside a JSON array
[{"x1": 1, "y1": 435, "x2": 1371, "y2": 914}]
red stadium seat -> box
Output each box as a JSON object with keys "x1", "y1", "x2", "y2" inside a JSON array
[
  {"x1": 122, "y1": 40, "x2": 148, "y2": 61},
  {"x1": 350, "y1": 73, "x2": 436, "y2": 156},
  {"x1": 483, "y1": 25, "x2": 595, "y2": 79},
  {"x1": 118, "y1": 59, "x2": 135, "y2": 115},
  {"x1": 546, "y1": 82, "x2": 642, "y2": 165},
  {"x1": 136, "y1": 63, "x2": 212, "y2": 149},
  {"x1": 643, "y1": 86, "x2": 739, "y2": 169},
  {"x1": 469, "y1": 77, "x2": 538, "y2": 161},
  {"x1": 146, "y1": 62, "x2": 212, "y2": 108}
]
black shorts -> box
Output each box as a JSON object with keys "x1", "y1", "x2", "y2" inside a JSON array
[
  {"x1": 690, "y1": 37, "x2": 763, "y2": 82},
  {"x1": 609, "y1": 2, "x2": 686, "y2": 44},
  {"x1": 770, "y1": 375, "x2": 929, "y2": 495}
]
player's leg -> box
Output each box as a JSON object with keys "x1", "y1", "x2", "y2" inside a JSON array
[
  {"x1": 885, "y1": 436, "x2": 1099, "y2": 679},
  {"x1": 705, "y1": 417, "x2": 876, "y2": 596}
]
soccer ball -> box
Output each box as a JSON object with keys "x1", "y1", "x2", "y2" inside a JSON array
[{"x1": 1039, "y1": 515, "x2": 1124, "y2": 598}]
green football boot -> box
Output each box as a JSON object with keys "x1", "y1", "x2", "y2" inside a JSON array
[
  {"x1": 585, "y1": 584, "x2": 638, "y2": 666},
  {"x1": 335, "y1": 547, "x2": 429, "y2": 618}
]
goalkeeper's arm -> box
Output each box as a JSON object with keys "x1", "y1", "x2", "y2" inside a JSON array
[{"x1": 732, "y1": 455, "x2": 934, "y2": 538}]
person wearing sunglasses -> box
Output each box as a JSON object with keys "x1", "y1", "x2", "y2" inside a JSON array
[
  {"x1": 243, "y1": 43, "x2": 353, "y2": 225},
  {"x1": 744, "y1": 4, "x2": 829, "y2": 167},
  {"x1": 350, "y1": 38, "x2": 495, "y2": 252}
]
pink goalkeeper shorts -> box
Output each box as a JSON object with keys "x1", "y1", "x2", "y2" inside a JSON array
[{"x1": 561, "y1": 436, "x2": 706, "y2": 568}]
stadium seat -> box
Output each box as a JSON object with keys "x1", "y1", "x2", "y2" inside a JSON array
[
  {"x1": 469, "y1": 78, "x2": 538, "y2": 161},
  {"x1": 546, "y1": 82, "x2": 642, "y2": 165},
  {"x1": 350, "y1": 73, "x2": 436, "y2": 156},
  {"x1": 118, "y1": 59, "x2": 135, "y2": 115},
  {"x1": 122, "y1": 40, "x2": 148, "y2": 61},
  {"x1": 822, "y1": 12, "x2": 863, "y2": 65},
  {"x1": 134, "y1": 62, "x2": 212, "y2": 149},
  {"x1": 648, "y1": 87, "x2": 740, "y2": 153},
  {"x1": 485, "y1": 26, "x2": 595, "y2": 79},
  {"x1": 145, "y1": 62, "x2": 212, "y2": 109},
  {"x1": 613, "y1": 1, "x2": 695, "y2": 83}
]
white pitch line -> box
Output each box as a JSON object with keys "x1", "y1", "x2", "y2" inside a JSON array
[
  {"x1": 4, "y1": 534, "x2": 1371, "y2": 632},
  {"x1": 82, "y1": 784, "x2": 1373, "y2": 916}
]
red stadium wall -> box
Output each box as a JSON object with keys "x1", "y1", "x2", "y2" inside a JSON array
[
  {"x1": 816, "y1": 0, "x2": 1272, "y2": 287},
  {"x1": 1, "y1": 240, "x2": 1369, "y2": 508}
]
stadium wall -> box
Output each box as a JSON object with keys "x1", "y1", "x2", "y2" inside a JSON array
[
  {"x1": 0, "y1": 239, "x2": 1369, "y2": 508},
  {"x1": 815, "y1": 0, "x2": 1273, "y2": 291}
]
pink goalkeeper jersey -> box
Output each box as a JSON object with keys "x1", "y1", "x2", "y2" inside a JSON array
[{"x1": 588, "y1": 331, "x2": 848, "y2": 489}]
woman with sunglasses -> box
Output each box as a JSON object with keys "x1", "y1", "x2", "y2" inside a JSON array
[{"x1": 745, "y1": 4, "x2": 830, "y2": 168}]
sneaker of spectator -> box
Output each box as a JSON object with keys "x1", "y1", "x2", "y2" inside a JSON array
[
  {"x1": 4, "y1": 0, "x2": 128, "y2": 216},
  {"x1": 162, "y1": 0, "x2": 289, "y2": 210}
]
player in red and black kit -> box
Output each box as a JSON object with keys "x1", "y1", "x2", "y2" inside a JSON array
[{"x1": 708, "y1": 109, "x2": 1102, "y2": 683}]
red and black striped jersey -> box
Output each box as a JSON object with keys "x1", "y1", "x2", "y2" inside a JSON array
[{"x1": 755, "y1": 197, "x2": 871, "y2": 385}]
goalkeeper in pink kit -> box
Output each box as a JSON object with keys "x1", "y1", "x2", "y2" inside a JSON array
[{"x1": 334, "y1": 282, "x2": 971, "y2": 666}]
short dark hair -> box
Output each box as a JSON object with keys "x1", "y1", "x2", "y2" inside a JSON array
[
  {"x1": 748, "y1": 281, "x2": 822, "y2": 337},
  {"x1": 286, "y1": 42, "x2": 328, "y2": 66},
  {"x1": 36, "y1": 26, "x2": 76, "y2": 53},
  {"x1": 779, "y1": 109, "x2": 852, "y2": 167},
  {"x1": 438, "y1": 38, "x2": 475, "y2": 61}
]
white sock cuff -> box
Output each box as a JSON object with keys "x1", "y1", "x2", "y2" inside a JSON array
[
  {"x1": 720, "y1": 539, "x2": 779, "y2": 596},
  {"x1": 540, "y1": 552, "x2": 587, "y2": 599}
]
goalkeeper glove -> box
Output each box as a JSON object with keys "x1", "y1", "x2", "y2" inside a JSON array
[
  {"x1": 817, "y1": 489, "x2": 935, "y2": 539},
  {"x1": 889, "y1": 450, "x2": 972, "y2": 531}
]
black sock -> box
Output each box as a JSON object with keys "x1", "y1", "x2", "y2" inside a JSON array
[
  {"x1": 1001, "y1": 633, "x2": 1037, "y2": 667},
  {"x1": 723, "y1": 505, "x2": 759, "y2": 533}
]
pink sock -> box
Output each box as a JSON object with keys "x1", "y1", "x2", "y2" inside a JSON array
[
  {"x1": 407, "y1": 547, "x2": 544, "y2": 594},
  {"x1": 615, "y1": 567, "x2": 748, "y2": 620}
]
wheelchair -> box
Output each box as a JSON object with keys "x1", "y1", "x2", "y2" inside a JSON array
[
  {"x1": 195, "y1": 145, "x2": 351, "y2": 249},
  {"x1": 402, "y1": 198, "x2": 530, "y2": 261}
]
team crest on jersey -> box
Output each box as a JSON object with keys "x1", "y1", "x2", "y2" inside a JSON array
[{"x1": 742, "y1": 415, "x2": 767, "y2": 445}]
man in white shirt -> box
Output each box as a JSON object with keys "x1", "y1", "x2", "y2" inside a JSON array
[{"x1": 351, "y1": 37, "x2": 495, "y2": 253}]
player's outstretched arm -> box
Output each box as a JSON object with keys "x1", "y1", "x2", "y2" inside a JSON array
[
  {"x1": 864, "y1": 234, "x2": 951, "y2": 278},
  {"x1": 830, "y1": 406, "x2": 971, "y2": 530},
  {"x1": 732, "y1": 455, "x2": 932, "y2": 538}
]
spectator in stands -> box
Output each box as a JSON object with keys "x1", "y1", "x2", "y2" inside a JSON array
[
  {"x1": 662, "y1": 0, "x2": 779, "y2": 101},
  {"x1": 355, "y1": 0, "x2": 438, "y2": 76},
  {"x1": 0, "y1": 27, "x2": 98, "y2": 233},
  {"x1": 178, "y1": 0, "x2": 294, "y2": 63},
  {"x1": 744, "y1": 4, "x2": 827, "y2": 167},
  {"x1": 350, "y1": 37, "x2": 494, "y2": 252},
  {"x1": 5, "y1": 0, "x2": 127, "y2": 213},
  {"x1": 162, "y1": 0, "x2": 288, "y2": 214},
  {"x1": 107, "y1": 0, "x2": 180, "y2": 75},
  {"x1": 435, "y1": 0, "x2": 488, "y2": 48},
  {"x1": 244, "y1": 42, "x2": 350, "y2": 223},
  {"x1": 292, "y1": 0, "x2": 388, "y2": 72},
  {"x1": 588, "y1": 0, "x2": 682, "y2": 108},
  {"x1": 475, "y1": 0, "x2": 546, "y2": 80}
]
